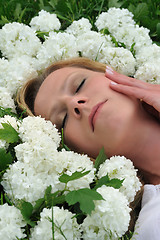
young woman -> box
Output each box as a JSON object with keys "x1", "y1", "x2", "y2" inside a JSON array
[{"x1": 17, "y1": 57, "x2": 160, "y2": 239}]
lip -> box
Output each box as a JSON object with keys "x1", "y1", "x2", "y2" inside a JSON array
[{"x1": 89, "y1": 100, "x2": 107, "y2": 131}]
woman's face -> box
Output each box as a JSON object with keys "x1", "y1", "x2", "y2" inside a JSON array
[{"x1": 34, "y1": 67, "x2": 141, "y2": 158}]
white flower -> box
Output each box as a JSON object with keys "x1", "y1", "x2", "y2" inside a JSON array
[
  {"x1": 95, "y1": 8, "x2": 152, "y2": 53},
  {"x1": 81, "y1": 186, "x2": 131, "y2": 239},
  {"x1": 0, "y1": 56, "x2": 38, "y2": 95},
  {"x1": 0, "y1": 203, "x2": 26, "y2": 240},
  {"x1": 66, "y1": 18, "x2": 92, "y2": 36},
  {"x1": 2, "y1": 159, "x2": 63, "y2": 204},
  {"x1": 135, "y1": 61, "x2": 160, "y2": 84},
  {"x1": 2, "y1": 144, "x2": 95, "y2": 204},
  {"x1": 97, "y1": 156, "x2": 142, "y2": 202},
  {"x1": 95, "y1": 8, "x2": 135, "y2": 32},
  {"x1": 135, "y1": 44, "x2": 160, "y2": 65},
  {"x1": 0, "y1": 87, "x2": 16, "y2": 111},
  {"x1": 30, "y1": 10, "x2": 61, "y2": 32},
  {"x1": 0, "y1": 22, "x2": 41, "y2": 59},
  {"x1": 2, "y1": 117, "x2": 94, "y2": 204},
  {"x1": 18, "y1": 116, "x2": 61, "y2": 148},
  {"x1": 57, "y1": 149, "x2": 95, "y2": 191},
  {"x1": 36, "y1": 32, "x2": 78, "y2": 70},
  {"x1": 76, "y1": 31, "x2": 113, "y2": 61},
  {"x1": 100, "y1": 47, "x2": 136, "y2": 76},
  {"x1": 30, "y1": 207, "x2": 81, "y2": 240}
]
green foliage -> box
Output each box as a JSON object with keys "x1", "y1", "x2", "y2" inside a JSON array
[
  {"x1": 59, "y1": 169, "x2": 91, "y2": 184},
  {"x1": 94, "y1": 174, "x2": 124, "y2": 190},
  {"x1": 94, "y1": 147, "x2": 107, "y2": 171},
  {"x1": 16, "y1": 200, "x2": 35, "y2": 227},
  {"x1": 0, "y1": 123, "x2": 19, "y2": 143},
  {"x1": 65, "y1": 188, "x2": 104, "y2": 214},
  {"x1": 0, "y1": 107, "x2": 17, "y2": 118},
  {"x1": 0, "y1": 148, "x2": 12, "y2": 171}
]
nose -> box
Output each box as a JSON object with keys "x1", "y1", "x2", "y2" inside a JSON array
[{"x1": 65, "y1": 96, "x2": 87, "y2": 118}]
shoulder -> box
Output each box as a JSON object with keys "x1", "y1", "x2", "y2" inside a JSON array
[{"x1": 132, "y1": 184, "x2": 160, "y2": 240}]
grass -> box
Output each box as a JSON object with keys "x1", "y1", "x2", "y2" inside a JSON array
[{"x1": 0, "y1": 0, "x2": 160, "y2": 44}]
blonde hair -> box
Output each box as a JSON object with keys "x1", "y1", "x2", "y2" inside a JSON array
[{"x1": 17, "y1": 57, "x2": 106, "y2": 116}]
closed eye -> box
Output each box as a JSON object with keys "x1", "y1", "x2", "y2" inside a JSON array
[
  {"x1": 61, "y1": 114, "x2": 67, "y2": 129},
  {"x1": 75, "y1": 78, "x2": 86, "y2": 93}
]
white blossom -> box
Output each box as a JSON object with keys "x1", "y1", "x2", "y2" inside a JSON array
[
  {"x1": 97, "y1": 156, "x2": 142, "y2": 202},
  {"x1": 2, "y1": 145, "x2": 95, "y2": 204},
  {"x1": 18, "y1": 116, "x2": 61, "y2": 148},
  {"x1": 0, "y1": 56, "x2": 38, "y2": 95},
  {"x1": 2, "y1": 116, "x2": 94, "y2": 204},
  {"x1": 36, "y1": 32, "x2": 78, "y2": 70},
  {"x1": 0, "y1": 203, "x2": 26, "y2": 240},
  {"x1": 95, "y1": 8, "x2": 152, "y2": 53},
  {"x1": 0, "y1": 22, "x2": 41, "y2": 59},
  {"x1": 100, "y1": 47, "x2": 136, "y2": 76},
  {"x1": 0, "y1": 87, "x2": 16, "y2": 111},
  {"x1": 66, "y1": 18, "x2": 92, "y2": 36},
  {"x1": 76, "y1": 31, "x2": 113, "y2": 61},
  {"x1": 135, "y1": 61, "x2": 160, "y2": 84},
  {"x1": 30, "y1": 207, "x2": 81, "y2": 240},
  {"x1": 81, "y1": 186, "x2": 131, "y2": 239},
  {"x1": 30, "y1": 10, "x2": 61, "y2": 32}
]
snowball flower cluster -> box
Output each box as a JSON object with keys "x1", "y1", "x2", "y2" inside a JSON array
[
  {"x1": 36, "y1": 32, "x2": 78, "y2": 70},
  {"x1": 97, "y1": 156, "x2": 142, "y2": 202},
  {"x1": 30, "y1": 10, "x2": 61, "y2": 32},
  {"x1": 95, "y1": 8, "x2": 152, "y2": 52},
  {"x1": 0, "y1": 203, "x2": 26, "y2": 240},
  {"x1": 81, "y1": 186, "x2": 131, "y2": 239},
  {"x1": 0, "y1": 87, "x2": 16, "y2": 111},
  {"x1": 66, "y1": 17, "x2": 92, "y2": 36},
  {"x1": 2, "y1": 116, "x2": 95, "y2": 204},
  {"x1": 30, "y1": 207, "x2": 81, "y2": 240},
  {"x1": 18, "y1": 116, "x2": 61, "y2": 149},
  {"x1": 0, "y1": 22, "x2": 41, "y2": 59}
]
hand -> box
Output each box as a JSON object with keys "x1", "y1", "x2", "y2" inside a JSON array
[{"x1": 105, "y1": 66, "x2": 160, "y2": 117}]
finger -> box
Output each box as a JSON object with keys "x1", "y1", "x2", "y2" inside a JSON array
[
  {"x1": 105, "y1": 66, "x2": 153, "y2": 90},
  {"x1": 110, "y1": 82, "x2": 160, "y2": 111}
]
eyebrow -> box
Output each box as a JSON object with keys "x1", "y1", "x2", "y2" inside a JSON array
[{"x1": 60, "y1": 70, "x2": 79, "y2": 92}]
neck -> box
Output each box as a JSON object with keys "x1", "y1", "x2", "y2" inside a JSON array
[{"x1": 126, "y1": 110, "x2": 160, "y2": 185}]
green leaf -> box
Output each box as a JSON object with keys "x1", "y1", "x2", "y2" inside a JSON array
[
  {"x1": 94, "y1": 147, "x2": 107, "y2": 171},
  {"x1": 65, "y1": 188, "x2": 103, "y2": 214},
  {"x1": 107, "y1": 178, "x2": 124, "y2": 189},
  {"x1": 108, "y1": 0, "x2": 123, "y2": 8},
  {"x1": 0, "y1": 148, "x2": 12, "y2": 171},
  {"x1": 94, "y1": 174, "x2": 123, "y2": 190},
  {"x1": 16, "y1": 200, "x2": 35, "y2": 227},
  {"x1": 0, "y1": 123, "x2": 19, "y2": 143},
  {"x1": 134, "y1": 3, "x2": 149, "y2": 21},
  {"x1": 44, "y1": 186, "x2": 65, "y2": 207},
  {"x1": 0, "y1": 107, "x2": 17, "y2": 118},
  {"x1": 94, "y1": 175, "x2": 110, "y2": 190},
  {"x1": 14, "y1": 3, "x2": 21, "y2": 20},
  {"x1": 54, "y1": 0, "x2": 70, "y2": 14},
  {"x1": 59, "y1": 170, "x2": 90, "y2": 184},
  {"x1": 156, "y1": 23, "x2": 160, "y2": 37}
]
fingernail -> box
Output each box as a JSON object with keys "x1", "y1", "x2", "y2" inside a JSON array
[
  {"x1": 110, "y1": 81, "x2": 117, "y2": 85},
  {"x1": 106, "y1": 66, "x2": 113, "y2": 75}
]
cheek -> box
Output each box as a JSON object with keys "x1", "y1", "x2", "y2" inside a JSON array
[{"x1": 64, "y1": 122, "x2": 102, "y2": 157}]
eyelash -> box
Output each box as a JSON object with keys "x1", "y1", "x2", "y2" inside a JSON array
[{"x1": 61, "y1": 78, "x2": 86, "y2": 129}]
